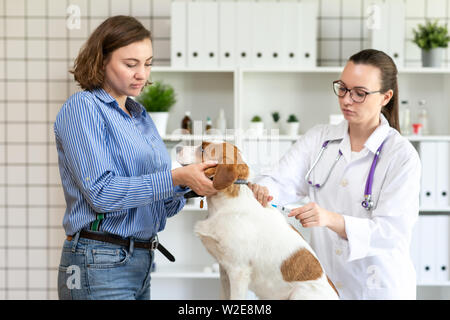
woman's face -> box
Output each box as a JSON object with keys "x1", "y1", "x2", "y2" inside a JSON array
[
  {"x1": 338, "y1": 61, "x2": 392, "y2": 127},
  {"x1": 103, "y1": 38, "x2": 153, "y2": 98}
]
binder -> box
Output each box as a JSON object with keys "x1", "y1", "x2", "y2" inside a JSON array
[
  {"x1": 410, "y1": 219, "x2": 420, "y2": 282},
  {"x1": 435, "y1": 215, "x2": 449, "y2": 283},
  {"x1": 418, "y1": 215, "x2": 437, "y2": 283},
  {"x1": 436, "y1": 142, "x2": 449, "y2": 208},
  {"x1": 187, "y1": 2, "x2": 204, "y2": 68},
  {"x1": 251, "y1": 3, "x2": 269, "y2": 68},
  {"x1": 369, "y1": 0, "x2": 405, "y2": 67},
  {"x1": 297, "y1": 1, "x2": 318, "y2": 68},
  {"x1": 281, "y1": 3, "x2": 299, "y2": 67},
  {"x1": 203, "y1": 2, "x2": 218, "y2": 68},
  {"x1": 387, "y1": 0, "x2": 405, "y2": 67},
  {"x1": 218, "y1": 2, "x2": 236, "y2": 68},
  {"x1": 236, "y1": 1, "x2": 253, "y2": 67},
  {"x1": 419, "y1": 142, "x2": 437, "y2": 208},
  {"x1": 265, "y1": 2, "x2": 282, "y2": 68},
  {"x1": 171, "y1": 2, "x2": 187, "y2": 67}
]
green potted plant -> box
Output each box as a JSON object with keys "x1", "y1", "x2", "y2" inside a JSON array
[
  {"x1": 285, "y1": 114, "x2": 299, "y2": 136},
  {"x1": 249, "y1": 115, "x2": 264, "y2": 135},
  {"x1": 412, "y1": 20, "x2": 450, "y2": 67},
  {"x1": 271, "y1": 111, "x2": 280, "y2": 131},
  {"x1": 136, "y1": 81, "x2": 176, "y2": 135}
]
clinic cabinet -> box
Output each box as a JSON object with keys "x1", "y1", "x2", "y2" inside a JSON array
[{"x1": 149, "y1": 67, "x2": 450, "y2": 300}]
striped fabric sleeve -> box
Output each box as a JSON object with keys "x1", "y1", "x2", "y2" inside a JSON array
[
  {"x1": 163, "y1": 186, "x2": 187, "y2": 218},
  {"x1": 164, "y1": 197, "x2": 186, "y2": 218},
  {"x1": 54, "y1": 93, "x2": 175, "y2": 213}
]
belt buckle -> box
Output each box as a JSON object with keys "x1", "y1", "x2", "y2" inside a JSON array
[{"x1": 150, "y1": 235, "x2": 159, "y2": 250}]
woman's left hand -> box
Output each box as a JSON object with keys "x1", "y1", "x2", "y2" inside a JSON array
[{"x1": 288, "y1": 202, "x2": 331, "y2": 228}]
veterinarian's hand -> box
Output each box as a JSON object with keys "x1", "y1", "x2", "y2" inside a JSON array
[
  {"x1": 288, "y1": 202, "x2": 347, "y2": 239},
  {"x1": 288, "y1": 202, "x2": 331, "y2": 227},
  {"x1": 172, "y1": 161, "x2": 218, "y2": 196},
  {"x1": 247, "y1": 182, "x2": 273, "y2": 207}
]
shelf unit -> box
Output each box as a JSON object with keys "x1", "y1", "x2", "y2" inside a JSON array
[
  {"x1": 150, "y1": 66, "x2": 450, "y2": 299},
  {"x1": 152, "y1": 265, "x2": 219, "y2": 279}
]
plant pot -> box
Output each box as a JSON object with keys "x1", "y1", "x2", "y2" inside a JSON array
[
  {"x1": 422, "y1": 48, "x2": 445, "y2": 67},
  {"x1": 149, "y1": 112, "x2": 169, "y2": 136},
  {"x1": 285, "y1": 122, "x2": 299, "y2": 136},
  {"x1": 270, "y1": 121, "x2": 281, "y2": 134},
  {"x1": 249, "y1": 122, "x2": 264, "y2": 135}
]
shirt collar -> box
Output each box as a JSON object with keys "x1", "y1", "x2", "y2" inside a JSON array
[
  {"x1": 364, "y1": 113, "x2": 392, "y2": 154},
  {"x1": 91, "y1": 87, "x2": 146, "y2": 118},
  {"x1": 126, "y1": 97, "x2": 146, "y2": 118},
  {"x1": 323, "y1": 113, "x2": 392, "y2": 160},
  {"x1": 91, "y1": 87, "x2": 115, "y2": 104}
]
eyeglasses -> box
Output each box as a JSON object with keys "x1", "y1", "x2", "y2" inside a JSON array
[{"x1": 332, "y1": 80, "x2": 381, "y2": 103}]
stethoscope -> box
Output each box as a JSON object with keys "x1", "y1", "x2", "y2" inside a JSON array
[{"x1": 304, "y1": 139, "x2": 386, "y2": 211}]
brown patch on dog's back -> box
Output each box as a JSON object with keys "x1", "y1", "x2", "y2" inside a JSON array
[
  {"x1": 280, "y1": 248, "x2": 323, "y2": 282},
  {"x1": 327, "y1": 276, "x2": 339, "y2": 296}
]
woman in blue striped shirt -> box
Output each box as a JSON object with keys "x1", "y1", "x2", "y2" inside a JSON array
[{"x1": 55, "y1": 16, "x2": 217, "y2": 300}]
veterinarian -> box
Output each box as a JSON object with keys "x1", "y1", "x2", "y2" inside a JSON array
[
  {"x1": 249, "y1": 49, "x2": 421, "y2": 300},
  {"x1": 54, "y1": 16, "x2": 217, "y2": 300}
]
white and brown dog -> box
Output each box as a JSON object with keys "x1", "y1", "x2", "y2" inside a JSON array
[{"x1": 177, "y1": 141, "x2": 339, "y2": 300}]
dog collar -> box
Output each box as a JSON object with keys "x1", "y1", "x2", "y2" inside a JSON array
[{"x1": 183, "y1": 179, "x2": 248, "y2": 199}]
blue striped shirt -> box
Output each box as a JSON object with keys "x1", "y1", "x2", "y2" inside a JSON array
[{"x1": 54, "y1": 88, "x2": 186, "y2": 240}]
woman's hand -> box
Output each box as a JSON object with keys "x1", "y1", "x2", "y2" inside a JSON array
[
  {"x1": 247, "y1": 182, "x2": 273, "y2": 207},
  {"x1": 288, "y1": 202, "x2": 347, "y2": 239},
  {"x1": 172, "y1": 161, "x2": 218, "y2": 196}
]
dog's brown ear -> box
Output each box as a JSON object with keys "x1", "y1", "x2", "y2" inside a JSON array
[
  {"x1": 213, "y1": 164, "x2": 238, "y2": 190},
  {"x1": 202, "y1": 141, "x2": 211, "y2": 151},
  {"x1": 204, "y1": 167, "x2": 216, "y2": 178},
  {"x1": 236, "y1": 163, "x2": 249, "y2": 180}
]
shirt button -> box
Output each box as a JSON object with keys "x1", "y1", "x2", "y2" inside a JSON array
[
  {"x1": 341, "y1": 179, "x2": 348, "y2": 187},
  {"x1": 335, "y1": 248, "x2": 343, "y2": 256}
]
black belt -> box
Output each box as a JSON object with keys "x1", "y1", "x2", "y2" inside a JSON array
[{"x1": 68, "y1": 230, "x2": 175, "y2": 262}]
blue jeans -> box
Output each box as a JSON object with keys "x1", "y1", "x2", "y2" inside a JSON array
[{"x1": 58, "y1": 232, "x2": 154, "y2": 300}]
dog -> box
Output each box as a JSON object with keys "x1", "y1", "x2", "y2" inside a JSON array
[{"x1": 176, "y1": 141, "x2": 339, "y2": 300}]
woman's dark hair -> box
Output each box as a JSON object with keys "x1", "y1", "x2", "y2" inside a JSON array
[
  {"x1": 71, "y1": 16, "x2": 152, "y2": 90},
  {"x1": 349, "y1": 49, "x2": 400, "y2": 132}
]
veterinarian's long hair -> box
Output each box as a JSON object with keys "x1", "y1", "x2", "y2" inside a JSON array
[{"x1": 349, "y1": 49, "x2": 400, "y2": 133}]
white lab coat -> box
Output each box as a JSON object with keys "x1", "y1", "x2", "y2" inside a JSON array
[{"x1": 254, "y1": 114, "x2": 421, "y2": 300}]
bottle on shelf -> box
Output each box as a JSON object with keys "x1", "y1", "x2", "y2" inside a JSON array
[
  {"x1": 205, "y1": 116, "x2": 212, "y2": 134},
  {"x1": 417, "y1": 99, "x2": 429, "y2": 135},
  {"x1": 216, "y1": 108, "x2": 227, "y2": 134},
  {"x1": 400, "y1": 100, "x2": 411, "y2": 135},
  {"x1": 181, "y1": 111, "x2": 193, "y2": 134}
]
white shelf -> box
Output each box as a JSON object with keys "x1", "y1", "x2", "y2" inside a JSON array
[
  {"x1": 162, "y1": 133, "x2": 302, "y2": 142},
  {"x1": 420, "y1": 207, "x2": 450, "y2": 213},
  {"x1": 241, "y1": 66, "x2": 342, "y2": 73},
  {"x1": 152, "y1": 66, "x2": 234, "y2": 73},
  {"x1": 398, "y1": 67, "x2": 450, "y2": 74},
  {"x1": 152, "y1": 66, "x2": 450, "y2": 75},
  {"x1": 151, "y1": 265, "x2": 219, "y2": 279},
  {"x1": 417, "y1": 282, "x2": 450, "y2": 287},
  {"x1": 164, "y1": 134, "x2": 450, "y2": 143},
  {"x1": 405, "y1": 135, "x2": 450, "y2": 142},
  {"x1": 183, "y1": 204, "x2": 207, "y2": 211},
  {"x1": 183, "y1": 205, "x2": 450, "y2": 213},
  {"x1": 162, "y1": 134, "x2": 237, "y2": 142}
]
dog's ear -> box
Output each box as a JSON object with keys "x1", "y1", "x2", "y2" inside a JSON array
[
  {"x1": 213, "y1": 164, "x2": 238, "y2": 190},
  {"x1": 202, "y1": 141, "x2": 211, "y2": 152},
  {"x1": 204, "y1": 167, "x2": 216, "y2": 178},
  {"x1": 236, "y1": 163, "x2": 249, "y2": 180}
]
